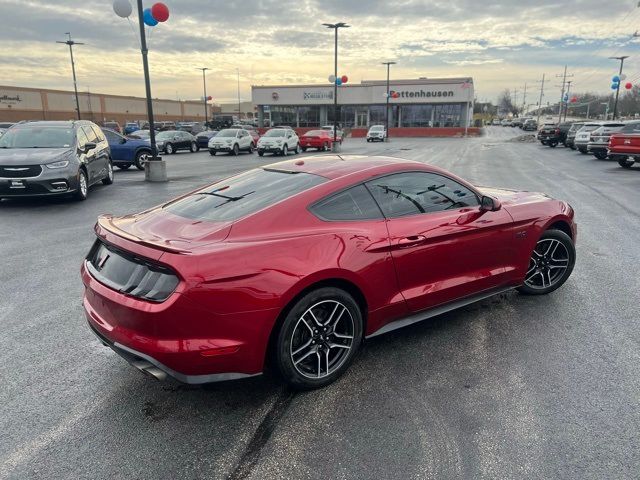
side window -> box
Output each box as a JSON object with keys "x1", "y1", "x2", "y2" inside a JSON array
[
  {"x1": 82, "y1": 126, "x2": 98, "y2": 143},
  {"x1": 103, "y1": 130, "x2": 120, "y2": 144},
  {"x1": 76, "y1": 127, "x2": 89, "y2": 147},
  {"x1": 365, "y1": 172, "x2": 479, "y2": 218},
  {"x1": 310, "y1": 184, "x2": 382, "y2": 221},
  {"x1": 91, "y1": 126, "x2": 106, "y2": 142}
]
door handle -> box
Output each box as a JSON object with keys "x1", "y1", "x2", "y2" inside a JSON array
[{"x1": 397, "y1": 235, "x2": 427, "y2": 247}]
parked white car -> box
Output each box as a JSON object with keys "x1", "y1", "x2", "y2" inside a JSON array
[
  {"x1": 257, "y1": 128, "x2": 299, "y2": 156},
  {"x1": 320, "y1": 125, "x2": 343, "y2": 140},
  {"x1": 366, "y1": 125, "x2": 386, "y2": 142},
  {"x1": 208, "y1": 128, "x2": 254, "y2": 156}
]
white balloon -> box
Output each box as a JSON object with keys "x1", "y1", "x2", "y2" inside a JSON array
[
  {"x1": 619, "y1": 73, "x2": 627, "y2": 81},
  {"x1": 328, "y1": 75, "x2": 336, "y2": 83},
  {"x1": 113, "y1": 0, "x2": 132, "y2": 18}
]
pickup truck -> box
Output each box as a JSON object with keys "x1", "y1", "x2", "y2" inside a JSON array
[
  {"x1": 538, "y1": 122, "x2": 572, "y2": 147},
  {"x1": 586, "y1": 122, "x2": 625, "y2": 159},
  {"x1": 607, "y1": 120, "x2": 640, "y2": 168}
]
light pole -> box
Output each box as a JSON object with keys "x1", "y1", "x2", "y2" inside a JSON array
[
  {"x1": 323, "y1": 22, "x2": 350, "y2": 151},
  {"x1": 382, "y1": 61, "x2": 396, "y2": 142},
  {"x1": 56, "y1": 33, "x2": 83, "y2": 120},
  {"x1": 609, "y1": 55, "x2": 628, "y2": 120},
  {"x1": 236, "y1": 68, "x2": 241, "y2": 122},
  {"x1": 197, "y1": 67, "x2": 209, "y2": 124},
  {"x1": 135, "y1": 0, "x2": 165, "y2": 180}
]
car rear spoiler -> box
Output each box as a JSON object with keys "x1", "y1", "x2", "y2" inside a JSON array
[{"x1": 95, "y1": 215, "x2": 190, "y2": 254}]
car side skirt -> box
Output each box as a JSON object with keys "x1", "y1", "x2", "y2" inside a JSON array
[{"x1": 366, "y1": 285, "x2": 516, "y2": 339}]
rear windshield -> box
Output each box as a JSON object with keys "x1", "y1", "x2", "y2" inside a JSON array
[
  {"x1": 579, "y1": 125, "x2": 601, "y2": 132},
  {"x1": 164, "y1": 168, "x2": 326, "y2": 222},
  {"x1": 305, "y1": 130, "x2": 325, "y2": 136},
  {"x1": 620, "y1": 122, "x2": 640, "y2": 133}
]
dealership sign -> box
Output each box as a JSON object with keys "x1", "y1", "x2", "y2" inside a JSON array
[
  {"x1": 0, "y1": 94, "x2": 22, "y2": 105},
  {"x1": 389, "y1": 89, "x2": 455, "y2": 99},
  {"x1": 303, "y1": 91, "x2": 333, "y2": 101}
]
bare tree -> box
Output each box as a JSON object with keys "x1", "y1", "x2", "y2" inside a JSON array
[{"x1": 497, "y1": 89, "x2": 518, "y2": 116}]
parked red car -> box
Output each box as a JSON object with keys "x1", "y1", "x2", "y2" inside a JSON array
[
  {"x1": 81, "y1": 156, "x2": 576, "y2": 389},
  {"x1": 608, "y1": 121, "x2": 640, "y2": 168},
  {"x1": 299, "y1": 129, "x2": 342, "y2": 151}
]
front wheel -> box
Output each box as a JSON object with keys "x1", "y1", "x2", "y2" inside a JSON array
[
  {"x1": 258, "y1": 151, "x2": 264, "y2": 157},
  {"x1": 102, "y1": 161, "x2": 114, "y2": 185},
  {"x1": 518, "y1": 229, "x2": 575, "y2": 295},
  {"x1": 231, "y1": 143, "x2": 239, "y2": 156},
  {"x1": 209, "y1": 150, "x2": 216, "y2": 156},
  {"x1": 594, "y1": 151, "x2": 608, "y2": 160},
  {"x1": 75, "y1": 169, "x2": 88, "y2": 201},
  {"x1": 275, "y1": 287, "x2": 363, "y2": 390},
  {"x1": 618, "y1": 156, "x2": 634, "y2": 168},
  {"x1": 282, "y1": 144, "x2": 288, "y2": 156},
  {"x1": 190, "y1": 142, "x2": 198, "y2": 153},
  {"x1": 293, "y1": 143, "x2": 299, "y2": 154},
  {"x1": 165, "y1": 143, "x2": 174, "y2": 155},
  {"x1": 134, "y1": 150, "x2": 151, "y2": 170}
]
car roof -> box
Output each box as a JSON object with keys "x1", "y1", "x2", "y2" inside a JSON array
[
  {"x1": 13, "y1": 120, "x2": 79, "y2": 127},
  {"x1": 264, "y1": 155, "x2": 427, "y2": 180}
]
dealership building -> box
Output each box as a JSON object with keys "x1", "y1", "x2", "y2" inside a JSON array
[{"x1": 251, "y1": 77, "x2": 474, "y2": 132}]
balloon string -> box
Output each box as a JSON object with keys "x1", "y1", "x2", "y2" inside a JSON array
[{"x1": 126, "y1": 17, "x2": 140, "y2": 49}]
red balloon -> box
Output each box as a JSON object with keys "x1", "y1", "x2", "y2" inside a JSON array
[
  {"x1": 570, "y1": 96, "x2": 578, "y2": 103},
  {"x1": 341, "y1": 75, "x2": 348, "y2": 84},
  {"x1": 625, "y1": 82, "x2": 633, "y2": 90},
  {"x1": 207, "y1": 95, "x2": 212, "y2": 100},
  {"x1": 393, "y1": 92, "x2": 399, "y2": 98},
  {"x1": 151, "y1": 2, "x2": 169, "y2": 22}
]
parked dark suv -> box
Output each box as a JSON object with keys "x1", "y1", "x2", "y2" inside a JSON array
[
  {"x1": 538, "y1": 122, "x2": 572, "y2": 147},
  {"x1": 0, "y1": 120, "x2": 113, "y2": 201}
]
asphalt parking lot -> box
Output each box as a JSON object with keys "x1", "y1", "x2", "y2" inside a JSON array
[{"x1": 1, "y1": 127, "x2": 639, "y2": 480}]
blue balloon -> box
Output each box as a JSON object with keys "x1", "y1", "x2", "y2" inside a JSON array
[
  {"x1": 612, "y1": 75, "x2": 620, "y2": 83},
  {"x1": 612, "y1": 83, "x2": 619, "y2": 90},
  {"x1": 335, "y1": 78, "x2": 342, "y2": 86},
  {"x1": 143, "y1": 8, "x2": 158, "y2": 26}
]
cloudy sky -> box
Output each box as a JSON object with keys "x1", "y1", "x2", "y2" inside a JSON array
[{"x1": 1, "y1": 0, "x2": 640, "y2": 105}]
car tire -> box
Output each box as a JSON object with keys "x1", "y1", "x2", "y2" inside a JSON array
[
  {"x1": 594, "y1": 151, "x2": 608, "y2": 160},
  {"x1": 134, "y1": 150, "x2": 150, "y2": 170},
  {"x1": 301, "y1": 147, "x2": 307, "y2": 152},
  {"x1": 282, "y1": 144, "x2": 288, "y2": 156},
  {"x1": 517, "y1": 229, "x2": 575, "y2": 296},
  {"x1": 190, "y1": 142, "x2": 198, "y2": 153},
  {"x1": 293, "y1": 143, "x2": 299, "y2": 154},
  {"x1": 117, "y1": 164, "x2": 131, "y2": 170},
  {"x1": 231, "y1": 144, "x2": 239, "y2": 156},
  {"x1": 548, "y1": 141, "x2": 558, "y2": 148},
  {"x1": 75, "y1": 168, "x2": 88, "y2": 201},
  {"x1": 102, "y1": 161, "x2": 114, "y2": 185},
  {"x1": 618, "y1": 157, "x2": 634, "y2": 168},
  {"x1": 570, "y1": 145, "x2": 576, "y2": 150},
  {"x1": 209, "y1": 150, "x2": 216, "y2": 156},
  {"x1": 323, "y1": 142, "x2": 329, "y2": 151},
  {"x1": 275, "y1": 287, "x2": 363, "y2": 390},
  {"x1": 541, "y1": 140, "x2": 547, "y2": 145},
  {"x1": 165, "y1": 143, "x2": 174, "y2": 154},
  {"x1": 258, "y1": 151, "x2": 264, "y2": 157},
  {"x1": 248, "y1": 142, "x2": 255, "y2": 153},
  {"x1": 579, "y1": 148, "x2": 588, "y2": 154}
]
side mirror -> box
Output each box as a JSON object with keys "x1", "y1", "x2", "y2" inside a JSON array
[
  {"x1": 480, "y1": 195, "x2": 501, "y2": 212},
  {"x1": 120, "y1": 138, "x2": 127, "y2": 144},
  {"x1": 83, "y1": 142, "x2": 97, "y2": 153}
]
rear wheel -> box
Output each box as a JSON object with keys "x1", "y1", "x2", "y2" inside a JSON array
[
  {"x1": 579, "y1": 148, "x2": 588, "y2": 154},
  {"x1": 209, "y1": 150, "x2": 216, "y2": 156},
  {"x1": 165, "y1": 143, "x2": 174, "y2": 155},
  {"x1": 190, "y1": 142, "x2": 198, "y2": 153},
  {"x1": 117, "y1": 164, "x2": 131, "y2": 170},
  {"x1": 293, "y1": 143, "x2": 299, "y2": 154},
  {"x1": 275, "y1": 287, "x2": 363, "y2": 390},
  {"x1": 518, "y1": 229, "x2": 575, "y2": 295},
  {"x1": 548, "y1": 141, "x2": 558, "y2": 148},
  {"x1": 301, "y1": 147, "x2": 307, "y2": 152},
  {"x1": 323, "y1": 142, "x2": 329, "y2": 151}
]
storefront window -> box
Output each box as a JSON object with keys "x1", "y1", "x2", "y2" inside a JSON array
[
  {"x1": 400, "y1": 105, "x2": 434, "y2": 127},
  {"x1": 368, "y1": 105, "x2": 398, "y2": 128},
  {"x1": 298, "y1": 106, "x2": 320, "y2": 127},
  {"x1": 270, "y1": 106, "x2": 297, "y2": 127},
  {"x1": 432, "y1": 104, "x2": 462, "y2": 127}
]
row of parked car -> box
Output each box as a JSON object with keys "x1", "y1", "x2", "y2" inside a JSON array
[
  {"x1": 492, "y1": 117, "x2": 538, "y2": 131},
  {"x1": 536, "y1": 119, "x2": 640, "y2": 169}
]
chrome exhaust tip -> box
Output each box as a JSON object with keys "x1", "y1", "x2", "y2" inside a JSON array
[{"x1": 131, "y1": 359, "x2": 168, "y2": 381}]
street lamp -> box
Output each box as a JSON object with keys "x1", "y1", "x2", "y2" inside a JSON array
[
  {"x1": 56, "y1": 33, "x2": 83, "y2": 120},
  {"x1": 323, "y1": 22, "x2": 350, "y2": 151},
  {"x1": 609, "y1": 55, "x2": 628, "y2": 120},
  {"x1": 236, "y1": 68, "x2": 241, "y2": 122},
  {"x1": 196, "y1": 67, "x2": 209, "y2": 124},
  {"x1": 381, "y1": 61, "x2": 396, "y2": 142}
]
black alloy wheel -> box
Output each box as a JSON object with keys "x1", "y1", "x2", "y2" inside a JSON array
[
  {"x1": 275, "y1": 287, "x2": 363, "y2": 389},
  {"x1": 518, "y1": 229, "x2": 575, "y2": 295}
]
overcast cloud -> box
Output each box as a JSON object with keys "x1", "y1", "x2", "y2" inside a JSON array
[{"x1": 0, "y1": 0, "x2": 639, "y2": 103}]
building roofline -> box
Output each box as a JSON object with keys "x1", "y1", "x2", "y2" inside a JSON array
[{"x1": 251, "y1": 77, "x2": 473, "y2": 89}]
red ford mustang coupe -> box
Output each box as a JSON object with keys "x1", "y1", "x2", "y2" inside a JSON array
[{"x1": 81, "y1": 155, "x2": 576, "y2": 389}]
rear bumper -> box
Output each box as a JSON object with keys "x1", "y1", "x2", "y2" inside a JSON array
[{"x1": 81, "y1": 261, "x2": 277, "y2": 383}]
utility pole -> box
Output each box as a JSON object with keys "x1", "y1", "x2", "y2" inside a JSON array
[
  {"x1": 512, "y1": 88, "x2": 519, "y2": 114},
  {"x1": 521, "y1": 83, "x2": 528, "y2": 114},
  {"x1": 556, "y1": 65, "x2": 573, "y2": 123},
  {"x1": 323, "y1": 22, "x2": 350, "y2": 151},
  {"x1": 536, "y1": 74, "x2": 546, "y2": 125},
  {"x1": 381, "y1": 61, "x2": 396, "y2": 142},
  {"x1": 564, "y1": 80, "x2": 573, "y2": 122},
  {"x1": 196, "y1": 67, "x2": 209, "y2": 124},
  {"x1": 236, "y1": 68, "x2": 241, "y2": 122},
  {"x1": 609, "y1": 56, "x2": 628, "y2": 119},
  {"x1": 56, "y1": 33, "x2": 83, "y2": 120}
]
